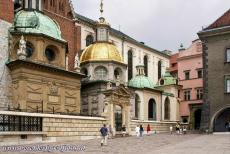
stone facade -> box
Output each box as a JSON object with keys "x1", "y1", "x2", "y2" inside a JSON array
[
  {"x1": 0, "y1": 20, "x2": 12, "y2": 110},
  {"x1": 199, "y1": 29, "x2": 230, "y2": 132}
]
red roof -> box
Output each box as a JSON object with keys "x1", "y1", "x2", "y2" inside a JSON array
[{"x1": 206, "y1": 9, "x2": 230, "y2": 30}]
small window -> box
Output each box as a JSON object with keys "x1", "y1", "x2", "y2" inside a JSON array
[
  {"x1": 184, "y1": 90, "x2": 191, "y2": 101},
  {"x1": 160, "y1": 79, "x2": 164, "y2": 85},
  {"x1": 95, "y1": 67, "x2": 107, "y2": 79},
  {"x1": 45, "y1": 48, "x2": 55, "y2": 61},
  {"x1": 226, "y1": 49, "x2": 230, "y2": 62},
  {"x1": 86, "y1": 35, "x2": 94, "y2": 47},
  {"x1": 197, "y1": 89, "x2": 203, "y2": 100},
  {"x1": 184, "y1": 71, "x2": 190, "y2": 80},
  {"x1": 197, "y1": 70, "x2": 203, "y2": 78},
  {"x1": 226, "y1": 78, "x2": 230, "y2": 93}
]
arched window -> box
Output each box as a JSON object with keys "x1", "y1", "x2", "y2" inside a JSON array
[
  {"x1": 135, "y1": 94, "x2": 140, "y2": 119},
  {"x1": 86, "y1": 35, "x2": 94, "y2": 47},
  {"x1": 164, "y1": 97, "x2": 170, "y2": 120},
  {"x1": 81, "y1": 68, "x2": 88, "y2": 76},
  {"x1": 158, "y1": 61, "x2": 162, "y2": 79},
  {"x1": 114, "y1": 68, "x2": 122, "y2": 80},
  {"x1": 148, "y1": 99, "x2": 156, "y2": 120},
  {"x1": 95, "y1": 66, "x2": 107, "y2": 79},
  {"x1": 128, "y1": 50, "x2": 133, "y2": 80},
  {"x1": 144, "y1": 55, "x2": 148, "y2": 76}
]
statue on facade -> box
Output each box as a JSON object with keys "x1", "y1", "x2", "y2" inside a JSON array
[
  {"x1": 74, "y1": 53, "x2": 80, "y2": 72},
  {"x1": 17, "y1": 35, "x2": 27, "y2": 60}
]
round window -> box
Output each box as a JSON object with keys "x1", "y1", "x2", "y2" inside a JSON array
[
  {"x1": 160, "y1": 79, "x2": 164, "y2": 85},
  {"x1": 45, "y1": 48, "x2": 55, "y2": 61},
  {"x1": 26, "y1": 44, "x2": 34, "y2": 58},
  {"x1": 26, "y1": 43, "x2": 33, "y2": 58}
]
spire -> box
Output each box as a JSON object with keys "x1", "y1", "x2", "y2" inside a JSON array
[{"x1": 100, "y1": 0, "x2": 104, "y2": 17}]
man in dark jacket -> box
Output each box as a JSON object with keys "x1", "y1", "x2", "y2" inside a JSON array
[{"x1": 100, "y1": 124, "x2": 108, "y2": 146}]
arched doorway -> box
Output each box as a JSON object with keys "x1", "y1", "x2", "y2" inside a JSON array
[
  {"x1": 194, "y1": 109, "x2": 202, "y2": 130},
  {"x1": 164, "y1": 97, "x2": 170, "y2": 120},
  {"x1": 148, "y1": 99, "x2": 156, "y2": 120},
  {"x1": 214, "y1": 108, "x2": 230, "y2": 132},
  {"x1": 115, "y1": 105, "x2": 122, "y2": 131}
]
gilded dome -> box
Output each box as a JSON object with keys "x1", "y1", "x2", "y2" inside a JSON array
[
  {"x1": 11, "y1": 10, "x2": 64, "y2": 42},
  {"x1": 80, "y1": 42, "x2": 123, "y2": 63}
]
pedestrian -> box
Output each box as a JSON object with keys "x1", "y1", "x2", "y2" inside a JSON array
[
  {"x1": 139, "y1": 125, "x2": 144, "y2": 137},
  {"x1": 182, "y1": 126, "x2": 187, "y2": 134},
  {"x1": 108, "y1": 125, "x2": 113, "y2": 139},
  {"x1": 176, "y1": 123, "x2": 180, "y2": 134},
  {"x1": 100, "y1": 124, "x2": 108, "y2": 146},
  {"x1": 135, "y1": 125, "x2": 140, "y2": 137},
  {"x1": 122, "y1": 125, "x2": 126, "y2": 137},
  {"x1": 170, "y1": 125, "x2": 173, "y2": 134},
  {"x1": 147, "y1": 124, "x2": 151, "y2": 135}
]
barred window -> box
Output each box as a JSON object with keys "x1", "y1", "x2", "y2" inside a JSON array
[{"x1": 95, "y1": 67, "x2": 107, "y2": 79}]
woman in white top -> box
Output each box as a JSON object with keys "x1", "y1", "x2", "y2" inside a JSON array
[{"x1": 135, "y1": 125, "x2": 140, "y2": 137}]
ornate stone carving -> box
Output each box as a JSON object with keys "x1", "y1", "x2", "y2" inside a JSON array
[
  {"x1": 74, "y1": 53, "x2": 80, "y2": 72},
  {"x1": 49, "y1": 81, "x2": 58, "y2": 95},
  {"x1": 17, "y1": 35, "x2": 27, "y2": 60}
]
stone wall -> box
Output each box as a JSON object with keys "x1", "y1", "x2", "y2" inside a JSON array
[
  {"x1": 43, "y1": 117, "x2": 105, "y2": 141},
  {"x1": 0, "y1": 20, "x2": 12, "y2": 110}
]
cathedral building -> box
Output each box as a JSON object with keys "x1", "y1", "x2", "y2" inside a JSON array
[{"x1": 78, "y1": 1, "x2": 180, "y2": 134}]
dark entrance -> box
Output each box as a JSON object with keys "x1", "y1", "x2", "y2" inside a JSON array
[
  {"x1": 194, "y1": 109, "x2": 201, "y2": 130},
  {"x1": 214, "y1": 108, "x2": 230, "y2": 132},
  {"x1": 115, "y1": 105, "x2": 122, "y2": 131},
  {"x1": 148, "y1": 99, "x2": 156, "y2": 120}
]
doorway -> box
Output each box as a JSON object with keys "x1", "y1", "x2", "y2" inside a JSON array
[{"x1": 115, "y1": 105, "x2": 122, "y2": 131}]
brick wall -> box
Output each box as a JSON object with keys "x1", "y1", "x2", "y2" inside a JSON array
[
  {"x1": 43, "y1": 0, "x2": 81, "y2": 71},
  {"x1": 0, "y1": 0, "x2": 14, "y2": 23}
]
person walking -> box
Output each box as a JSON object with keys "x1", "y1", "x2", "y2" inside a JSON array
[
  {"x1": 100, "y1": 124, "x2": 108, "y2": 146},
  {"x1": 108, "y1": 125, "x2": 113, "y2": 139},
  {"x1": 170, "y1": 125, "x2": 173, "y2": 134},
  {"x1": 147, "y1": 124, "x2": 151, "y2": 135},
  {"x1": 139, "y1": 125, "x2": 144, "y2": 137},
  {"x1": 135, "y1": 125, "x2": 140, "y2": 137},
  {"x1": 176, "y1": 123, "x2": 180, "y2": 135},
  {"x1": 122, "y1": 125, "x2": 126, "y2": 137}
]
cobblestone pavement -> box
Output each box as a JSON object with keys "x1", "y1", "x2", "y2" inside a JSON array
[{"x1": 1, "y1": 133, "x2": 230, "y2": 154}]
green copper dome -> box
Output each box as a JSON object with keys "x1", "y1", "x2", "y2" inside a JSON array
[
  {"x1": 11, "y1": 10, "x2": 64, "y2": 42},
  {"x1": 158, "y1": 71, "x2": 177, "y2": 86},
  {"x1": 128, "y1": 75, "x2": 155, "y2": 89}
]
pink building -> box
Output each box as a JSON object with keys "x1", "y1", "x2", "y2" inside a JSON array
[{"x1": 170, "y1": 39, "x2": 203, "y2": 130}]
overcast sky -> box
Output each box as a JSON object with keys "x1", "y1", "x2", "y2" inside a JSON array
[{"x1": 72, "y1": 0, "x2": 229, "y2": 52}]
